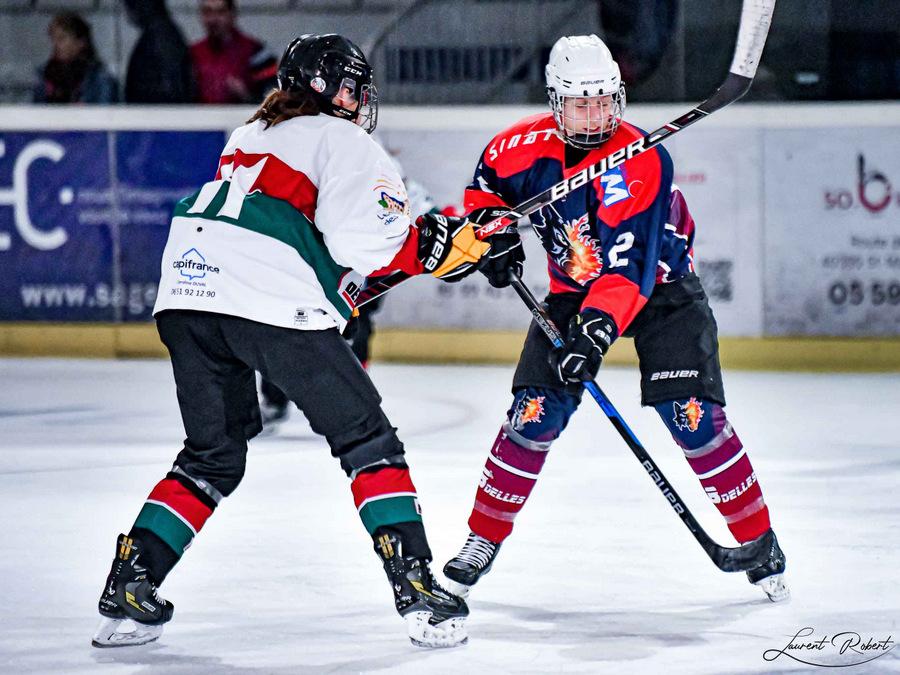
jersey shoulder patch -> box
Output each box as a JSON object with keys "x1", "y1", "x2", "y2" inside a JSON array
[{"x1": 484, "y1": 113, "x2": 561, "y2": 178}]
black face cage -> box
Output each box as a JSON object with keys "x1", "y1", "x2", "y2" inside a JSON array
[{"x1": 547, "y1": 84, "x2": 626, "y2": 149}]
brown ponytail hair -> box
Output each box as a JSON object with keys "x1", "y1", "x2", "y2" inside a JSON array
[{"x1": 247, "y1": 89, "x2": 323, "y2": 129}]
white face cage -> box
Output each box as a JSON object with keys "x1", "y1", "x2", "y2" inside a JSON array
[
  {"x1": 335, "y1": 76, "x2": 378, "y2": 134},
  {"x1": 547, "y1": 84, "x2": 626, "y2": 149},
  {"x1": 356, "y1": 83, "x2": 378, "y2": 134}
]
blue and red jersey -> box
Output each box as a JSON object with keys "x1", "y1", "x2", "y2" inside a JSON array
[{"x1": 465, "y1": 112, "x2": 696, "y2": 335}]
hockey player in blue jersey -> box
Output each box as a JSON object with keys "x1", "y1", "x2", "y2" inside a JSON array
[{"x1": 443, "y1": 35, "x2": 789, "y2": 603}]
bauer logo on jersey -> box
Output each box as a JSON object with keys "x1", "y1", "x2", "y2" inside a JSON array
[
  {"x1": 673, "y1": 397, "x2": 704, "y2": 432},
  {"x1": 511, "y1": 395, "x2": 545, "y2": 431},
  {"x1": 173, "y1": 248, "x2": 219, "y2": 281},
  {"x1": 599, "y1": 166, "x2": 632, "y2": 207}
]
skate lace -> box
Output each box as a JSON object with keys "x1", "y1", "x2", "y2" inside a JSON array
[
  {"x1": 149, "y1": 583, "x2": 165, "y2": 605},
  {"x1": 455, "y1": 533, "x2": 496, "y2": 569}
]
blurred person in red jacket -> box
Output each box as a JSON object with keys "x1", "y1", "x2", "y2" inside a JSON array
[{"x1": 190, "y1": 0, "x2": 277, "y2": 103}]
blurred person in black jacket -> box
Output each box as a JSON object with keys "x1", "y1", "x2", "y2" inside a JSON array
[
  {"x1": 34, "y1": 12, "x2": 118, "y2": 103},
  {"x1": 123, "y1": 0, "x2": 194, "y2": 103}
]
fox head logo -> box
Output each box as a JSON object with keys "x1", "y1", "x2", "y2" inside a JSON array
[{"x1": 673, "y1": 397, "x2": 704, "y2": 432}]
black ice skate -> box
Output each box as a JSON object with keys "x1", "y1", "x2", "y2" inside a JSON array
[
  {"x1": 92, "y1": 534, "x2": 174, "y2": 648},
  {"x1": 375, "y1": 532, "x2": 469, "y2": 648},
  {"x1": 745, "y1": 529, "x2": 789, "y2": 602},
  {"x1": 442, "y1": 531, "x2": 502, "y2": 598}
]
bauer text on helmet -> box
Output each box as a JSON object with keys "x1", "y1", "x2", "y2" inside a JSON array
[{"x1": 545, "y1": 35, "x2": 626, "y2": 149}]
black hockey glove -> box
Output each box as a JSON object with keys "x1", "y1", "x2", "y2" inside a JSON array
[
  {"x1": 416, "y1": 213, "x2": 489, "y2": 282},
  {"x1": 552, "y1": 309, "x2": 617, "y2": 384},
  {"x1": 469, "y1": 207, "x2": 525, "y2": 288}
]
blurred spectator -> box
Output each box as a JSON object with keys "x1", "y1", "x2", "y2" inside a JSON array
[
  {"x1": 597, "y1": 0, "x2": 678, "y2": 85},
  {"x1": 34, "y1": 12, "x2": 118, "y2": 103},
  {"x1": 190, "y1": 0, "x2": 277, "y2": 104},
  {"x1": 123, "y1": 0, "x2": 193, "y2": 103}
]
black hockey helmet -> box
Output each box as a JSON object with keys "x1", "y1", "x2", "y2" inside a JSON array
[{"x1": 277, "y1": 33, "x2": 378, "y2": 133}]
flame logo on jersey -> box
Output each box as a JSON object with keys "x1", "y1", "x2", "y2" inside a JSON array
[
  {"x1": 673, "y1": 397, "x2": 704, "y2": 432},
  {"x1": 561, "y1": 215, "x2": 603, "y2": 284},
  {"x1": 511, "y1": 395, "x2": 545, "y2": 431}
]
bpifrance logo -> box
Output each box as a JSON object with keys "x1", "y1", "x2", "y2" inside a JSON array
[
  {"x1": 673, "y1": 397, "x2": 704, "y2": 432},
  {"x1": 511, "y1": 395, "x2": 545, "y2": 431},
  {"x1": 174, "y1": 248, "x2": 219, "y2": 281}
]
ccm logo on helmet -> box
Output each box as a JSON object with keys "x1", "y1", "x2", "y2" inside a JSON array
[{"x1": 650, "y1": 369, "x2": 699, "y2": 381}]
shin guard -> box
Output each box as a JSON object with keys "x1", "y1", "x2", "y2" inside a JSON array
[
  {"x1": 468, "y1": 388, "x2": 578, "y2": 543},
  {"x1": 656, "y1": 399, "x2": 771, "y2": 542}
]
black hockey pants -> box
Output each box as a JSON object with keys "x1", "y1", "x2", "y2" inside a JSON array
[{"x1": 155, "y1": 310, "x2": 404, "y2": 496}]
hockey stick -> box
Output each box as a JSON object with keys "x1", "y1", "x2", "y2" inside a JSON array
[
  {"x1": 506, "y1": 270, "x2": 772, "y2": 573},
  {"x1": 355, "y1": 0, "x2": 776, "y2": 306}
]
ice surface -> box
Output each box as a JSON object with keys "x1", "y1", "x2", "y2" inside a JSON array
[{"x1": 1, "y1": 358, "x2": 898, "y2": 673}]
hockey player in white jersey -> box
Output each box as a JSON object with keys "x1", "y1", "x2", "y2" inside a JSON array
[{"x1": 92, "y1": 33, "x2": 487, "y2": 650}]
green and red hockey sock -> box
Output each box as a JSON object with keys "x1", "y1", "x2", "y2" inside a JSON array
[
  {"x1": 351, "y1": 466, "x2": 431, "y2": 559},
  {"x1": 130, "y1": 469, "x2": 220, "y2": 582}
]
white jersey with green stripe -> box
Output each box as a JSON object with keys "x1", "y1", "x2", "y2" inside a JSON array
[{"x1": 153, "y1": 115, "x2": 412, "y2": 331}]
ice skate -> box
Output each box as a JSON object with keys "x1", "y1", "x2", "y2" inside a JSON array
[
  {"x1": 91, "y1": 534, "x2": 174, "y2": 648},
  {"x1": 442, "y1": 532, "x2": 502, "y2": 598},
  {"x1": 375, "y1": 532, "x2": 469, "y2": 648},
  {"x1": 746, "y1": 529, "x2": 790, "y2": 602}
]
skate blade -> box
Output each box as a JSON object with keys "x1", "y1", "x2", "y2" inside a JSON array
[
  {"x1": 442, "y1": 577, "x2": 472, "y2": 599},
  {"x1": 91, "y1": 616, "x2": 164, "y2": 648},
  {"x1": 754, "y1": 573, "x2": 790, "y2": 603},
  {"x1": 405, "y1": 611, "x2": 468, "y2": 648}
]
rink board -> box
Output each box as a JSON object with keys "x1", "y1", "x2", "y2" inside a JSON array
[
  {"x1": 0, "y1": 104, "x2": 899, "y2": 347},
  {"x1": 2, "y1": 322, "x2": 900, "y2": 372}
]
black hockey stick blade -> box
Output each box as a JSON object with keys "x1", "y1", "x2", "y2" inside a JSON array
[{"x1": 709, "y1": 528, "x2": 776, "y2": 573}]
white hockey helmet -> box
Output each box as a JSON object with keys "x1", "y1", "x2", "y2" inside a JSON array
[{"x1": 545, "y1": 34, "x2": 626, "y2": 148}]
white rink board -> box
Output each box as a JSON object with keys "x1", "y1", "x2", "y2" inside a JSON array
[{"x1": 764, "y1": 128, "x2": 900, "y2": 336}]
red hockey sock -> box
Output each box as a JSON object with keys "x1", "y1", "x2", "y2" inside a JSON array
[
  {"x1": 468, "y1": 424, "x2": 551, "y2": 543},
  {"x1": 684, "y1": 424, "x2": 771, "y2": 542}
]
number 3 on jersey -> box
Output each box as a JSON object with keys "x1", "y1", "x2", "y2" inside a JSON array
[{"x1": 607, "y1": 231, "x2": 634, "y2": 268}]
